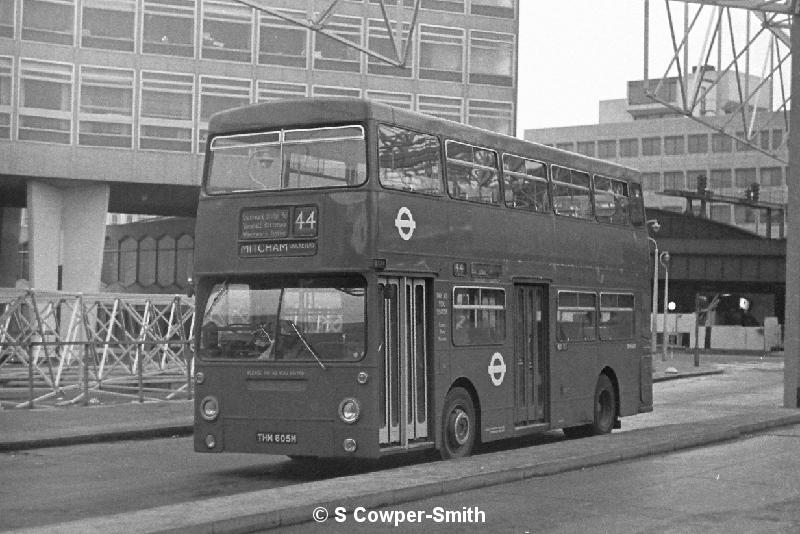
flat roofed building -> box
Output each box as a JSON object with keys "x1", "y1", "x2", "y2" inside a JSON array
[{"x1": 0, "y1": 0, "x2": 520, "y2": 291}]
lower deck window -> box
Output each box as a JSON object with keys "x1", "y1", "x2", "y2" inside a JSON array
[
  {"x1": 557, "y1": 291, "x2": 597, "y2": 342},
  {"x1": 599, "y1": 293, "x2": 635, "y2": 340},
  {"x1": 452, "y1": 286, "x2": 505, "y2": 345}
]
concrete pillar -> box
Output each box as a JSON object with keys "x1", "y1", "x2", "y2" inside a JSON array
[
  {"x1": 784, "y1": 14, "x2": 800, "y2": 408},
  {"x1": 27, "y1": 180, "x2": 109, "y2": 293},
  {"x1": 0, "y1": 208, "x2": 23, "y2": 287}
]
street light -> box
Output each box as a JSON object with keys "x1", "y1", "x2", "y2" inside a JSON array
[
  {"x1": 660, "y1": 251, "x2": 671, "y2": 362},
  {"x1": 646, "y1": 220, "x2": 661, "y2": 357}
]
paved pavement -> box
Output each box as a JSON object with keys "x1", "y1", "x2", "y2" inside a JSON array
[{"x1": 3, "y1": 351, "x2": 798, "y2": 534}]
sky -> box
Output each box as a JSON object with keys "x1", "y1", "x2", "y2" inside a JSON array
[{"x1": 517, "y1": 0, "x2": 648, "y2": 134}]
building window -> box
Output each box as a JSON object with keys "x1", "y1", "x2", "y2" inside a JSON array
[
  {"x1": 619, "y1": 138, "x2": 638, "y2": 158},
  {"x1": 0, "y1": 56, "x2": 11, "y2": 139},
  {"x1": 709, "y1": 168, "x2": 732, "y2": 189},
  {"x1": 760, "y1": 167, "x2": 783, "y2": 186},
  {"x1": 256, "y1": 80, "x2": 306, "y2": 102},
  {"x1": 734, "y1": 168, "x2": 757, "y2": 188},
  {"x1": 597, "y1": 140, "x2": 616, "y2": 159},
  {"x1": 142, "y1": 0, "x2": 195, "y2": 58},
  {"x1": 555, "y1": 142, "x2": 573, "y2": 152},
  {"x1": 575, "y1": 141, "x2": 595, "y2": 157},
  {"x1": 157, "y1": 235, "x2": 176, "y2": 287},
  {"x1": 735, "y1": 132, "x2": 754, "y2": 152},
  {"x1": 0, "y1": 0, "x2": 14, "y2": 38},
  {"x1": 418, "y1": 94, "x2": 462, "y2": 122},
  {"x1": 641, "y1": 137, "x2": 661, "y2": 156},
  {"x1": 81, "y1": 0, "x2": 135, "y2": 52},
  {"x1": 313, "y1": 14, "x2": 362, "y2": 72},
  {"x1": 471, "y1": 0, "x2": 514, "y2": 18},
  {"x1": 419, "y1": 25, "x2": 463, "y2": 82},
  {"x1": 663, "y1": 171, "x2": 684, "y2": 190},
  {"x1": 201, "y1": 0, "x2": 253, "y2": 63},
  {"x1": 176, "y1": 234, "x2": 194, "y2": 288},
  {"x1": 198, "y1": 76, "x2": 252, "y2": 152},
  {"x1": 687, "y1": 133, "x2": 708, "y2": 154},
  {"x1": 711, "y1": 133, "x2": 732, "y2": 153},
  {"x1": 710, "y1": 204, "x2": 731, "y2": 224},
  {"x1": 367, "y1": 18, "x2": 412, "y2": 77},
  {"x1": 760, "y1": 130, "x2": 770, "y2": 150},
  {"x1": 367, "y1": 90, "x2": 412, "y2": 110},
  {"x1": 664, "y1": 135, "x2": 684, "y2": 155},
  {"x1": 140, "y1": 70, "x2": 194, "y2": 152},
  {"x1": 467, "y1": 99, "x2": 513, "y2": 136},
  {"x1": 421, "y1": 0, "x2": 464, "y2": 12},
  {"x1": 18, "y1": 59, "x2": 72, "y2": 144},
  {"x1": 311, "y1": 85, "x2": 361, "y2": 98},
  {"x1": 469, "y1": 30, "x2": 514, "y2": 87},
  {"x1": 772, "y1": 129, "x2": 784, "y2": 150},
  {"x1": 22, "y1": 0, "x2": 73, "y2": 45},
  {"x1": 258, "y1": 9, "x2": 307, "y2": 68},
  {"x1": 734, "y1": 205, "x2": 756, "y2": 224},
  {"x1": 79, "y1": 66, "x2": 134, "y2": 148},
  {"x1": 641, "y1": 172, "x2": 661, "y2": 191}
]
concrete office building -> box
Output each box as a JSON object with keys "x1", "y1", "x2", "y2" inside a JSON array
[
  {"x1": 0, "y1": 0, "x2": 519, "y2": 293},
  {"x1": 524, "y1": 73, "x2": 788, "y2": 238}
]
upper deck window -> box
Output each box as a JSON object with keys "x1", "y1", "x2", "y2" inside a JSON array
[
  {"x1": 206, "y1": 125, "x2": 367, "y2": 194},
  {"x1": 378, "y1": 124, "x2": 442, "y2": 195},
  {"x1": 502, "y1": 154, "x2": 550, "y2": 213},
  {"x1": 552, "y1": 166, "x2": 593, "y2": 220},
  {"x1": 446, "y1": 141, "x2": 500, "y2": 204},
  {"x1": 593, "y1": 175, "x2": 629, "y2": 225}
]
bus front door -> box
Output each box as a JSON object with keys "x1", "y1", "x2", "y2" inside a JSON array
[
  {"x1": 514, "y1": 284, "x2": 549, "y2": 426},
  {"x1": 378, "y1": 277, "x2": 431, "y2": 449}
]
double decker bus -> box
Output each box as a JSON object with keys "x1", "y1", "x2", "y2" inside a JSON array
[{"x1": 193, "y1": 98, "x2": 653, "y2": 460}]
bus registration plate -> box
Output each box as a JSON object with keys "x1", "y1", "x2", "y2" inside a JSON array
[{"x1": 256, "y1": 432, "x2": 298, "y2": 444}]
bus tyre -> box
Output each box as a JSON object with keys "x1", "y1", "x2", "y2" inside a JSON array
[
  {"x1": 441, "y1": 387, "x2": 476, "y2": 460},
  {"x1": 563, "y1": 374, "x2": 617, "y2": 439},
  {"x1": 591, "y1": 374, "x2": 616, "y2": 435}
]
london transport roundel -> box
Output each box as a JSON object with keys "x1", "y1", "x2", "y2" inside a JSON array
[
  {"x1": 488, "y1": 352, "x2": 506, "y2": 387},
  {"x1": 394, "y1": 207, "x2": 416, "y2": 241}
]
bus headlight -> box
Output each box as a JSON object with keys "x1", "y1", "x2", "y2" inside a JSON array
[
  {"x1": 338, "y1": 397, "x2": 361, "y2": 424},
  {"x1": 200, "y1": 396, "x2": 219, "y2": 421}
]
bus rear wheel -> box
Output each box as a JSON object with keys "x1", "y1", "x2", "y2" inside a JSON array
[
  {"x1": 440, "y1": 387, "x2": 476, "y2": 460},
  {"x1": 563, "y1": 374, "x2": 617, "y2": 439}
]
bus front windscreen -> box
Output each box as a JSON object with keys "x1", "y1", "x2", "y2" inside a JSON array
[
  {"x1": 198, "y1": 276, "x2": 366, "y2": 362},
  {"x1": 205, "y1": 125, "x2": 367, "y2": 194}
]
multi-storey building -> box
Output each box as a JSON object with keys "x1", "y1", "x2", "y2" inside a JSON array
[
  {"x1": 0, "y1": 0, "x2": 519, "y2": 291},
  {"x1": 524, "y1": 74, "x2": 787, "y2": 237}
]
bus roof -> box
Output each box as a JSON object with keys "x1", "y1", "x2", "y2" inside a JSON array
[{"x1": 208, "y1": 97, "x2": 640, "y2": 183}]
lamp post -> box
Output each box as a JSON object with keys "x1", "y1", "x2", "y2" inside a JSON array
[
  {"x1": 660, "y1": 251, "x2": 671, "y2": 362},
  {"x1": 646, "y1": 220, "x2": 661, "y2": 357}
]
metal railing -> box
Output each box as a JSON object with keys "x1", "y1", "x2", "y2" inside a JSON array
[{"x1": 0, "y1": 290, "x2": 194, "y2": 408}]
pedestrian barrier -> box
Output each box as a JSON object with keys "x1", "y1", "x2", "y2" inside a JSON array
[{"x1": 0, "y1": 289, "x2": 194, "y2": 408}]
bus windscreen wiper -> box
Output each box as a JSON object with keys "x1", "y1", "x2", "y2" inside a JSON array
[{"x1": 288, "y1": 321, "x2": 326, "y2": 370}]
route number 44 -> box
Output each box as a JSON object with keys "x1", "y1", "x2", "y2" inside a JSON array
[{"x1": 293, "y1": 207, "x2": 318, "y2": 237}]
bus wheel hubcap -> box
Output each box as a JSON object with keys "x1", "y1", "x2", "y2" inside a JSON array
[{"x1": 451, "y1": 409, "x2": 470, "y2": 446}]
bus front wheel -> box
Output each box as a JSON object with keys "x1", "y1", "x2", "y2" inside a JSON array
[
  {"x1": 440, "y1": 387, "x2": 476, "y2": 460},
  {"x1": 563, "y1": 374, "x2": 617, "y2": 438}
]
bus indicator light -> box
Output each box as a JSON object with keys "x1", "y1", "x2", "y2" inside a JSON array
[
  {"x1": 205, "y1": 434, "x2": 216, "y2": 449},
  {"x1": 200, "y1": 396, "x2": 219, "y2": 421},
  {"x1": 339, "y1": 398, "x2": 361, "y2": 423},
  {"x1": 357, "y1": 372, "x2": 369, "y2": 384},
  {"x1": 343, "y1": 438, "x2": 357, "y2": 453}
]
